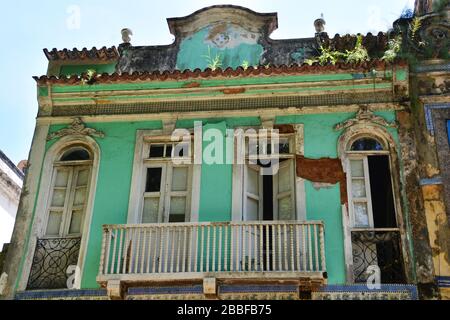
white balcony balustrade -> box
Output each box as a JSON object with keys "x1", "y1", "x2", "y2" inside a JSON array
[{"x1": 98, "y1": 221, "x2": 326, "y2": 285}]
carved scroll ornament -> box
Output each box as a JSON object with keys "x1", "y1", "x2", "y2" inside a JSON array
[
  {"x1": 47, "y1": 118, "x2": 105, "y2": 141},
  {"x1": 334, "y1": 106, "x2": 397, "y2": 131}
]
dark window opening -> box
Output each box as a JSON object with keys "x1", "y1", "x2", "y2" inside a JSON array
[
  {"x1": 262, "y1": 175, "x2": 274, "y2": 221},
  {"x1": 60, "y1": 148, "x2": 91, "y2": 161},
  {"x1": 169, "y1": 214, "x2": 185, "y2": 223},
  {"x1": 351, "y1": 138, "x2": 384, "y2": 151},
  {"x1": 149, "y1": 145, "x2": 165, "y2": 158},
  {"x1": 145, "y1": 168, "x2": 162, "y2": 192},
  {"x1": 368, "y1": 155, "x2": 397, "y2": 228},
  {"x1": 165, "y1": 145, "x2": 173, "y2": 158},
  {"x1": 262, "y1": 174, "x2": 274, "y2": 269}
]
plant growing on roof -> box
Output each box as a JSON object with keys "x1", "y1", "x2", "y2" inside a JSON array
[
  {"x1": 304, "y1": 35, "x2": 370, "y2": 66},
  {"x1": 345, "y1": 35, "x2": 369, "y2": 64},
  {"x1": 409, "y1": 17, "x2": 422, "y2": 41},
  {"x1": 305, "y1": 46, "x2": 343, "y2": 66},
  {"x1": 381, "y1": 36, "x2": 403, "y2": 63},
  {"x1": 241, "y1": 60, "x2": 250, "y2": 70},
  {"x1": 81, "y1": 69, "x2": 98, "y2": 85},
  {"x1": 202, "y1": 46, "x2": 223, "y2": 71}
]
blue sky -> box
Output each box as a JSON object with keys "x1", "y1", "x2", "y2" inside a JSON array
[{"x1": 0, "y1": 0, "x2": 415, "y2": 164}]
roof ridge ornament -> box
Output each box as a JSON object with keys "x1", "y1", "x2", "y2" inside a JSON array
[
  {"x1": 334, "y1": 105, "x2": 398, "y2": 131},
  {"x1": 121, "y1": 28, "x2": 133, "y2": 44},
  {"x1": 47, "y1": 118, "x2": 105, "y2": 141},
  {"x1": 314, "y1": 13, "x2": 326, "y2": 34}
]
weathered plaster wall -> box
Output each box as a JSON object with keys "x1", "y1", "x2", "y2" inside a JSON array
[{"x1": 409, "y1": 61, "x2": 450, "y2": 299}]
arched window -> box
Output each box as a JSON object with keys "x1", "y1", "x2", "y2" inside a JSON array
[
  {"x1": 350, "y1": 138, "x2": 384, "y2": 151},
  {"x1": 339, "y1": 125, "x2": 407, "y2": 285},
  {"x1": 345, "y1": 136, "x2": 396, "y2": 228},
  {"x1": 45, "y1": 145, "x2": 93, "y2": 237}
]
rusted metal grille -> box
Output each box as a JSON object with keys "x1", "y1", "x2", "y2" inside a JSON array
[
  {"x1": 351, "y1": 230, "x2": 406, "y2": 284},
  {"x1": 27, "y1": 238, "x2": 81, "y2": 290}
]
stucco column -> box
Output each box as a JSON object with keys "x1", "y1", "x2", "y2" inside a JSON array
[
  {"x1": 0, "y1": 123, "x2": 49, "y2": 299},
  {"x1": 396, "y1": 110, "x2": 439, "y2": 299}
]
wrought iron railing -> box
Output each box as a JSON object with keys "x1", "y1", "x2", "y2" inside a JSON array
[
  {"x1": 98, "y1": 221, "x2": 326, "y2": 280},
  {"x1": 351, "y1": 229, "x2": 406, "y2": 284},
  {"x1": 27, "y1": 237, "x2": 81, "y2": 290}
]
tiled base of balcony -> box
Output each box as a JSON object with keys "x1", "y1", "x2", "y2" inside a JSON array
[
  {"x1": 14, "y1": 284, "x2": 418, "y2": 300},
  {"x1": 98, "y1": 272, "x2": 327, "y2": 299},
  {"x1": 15, "y1": 289, "x2": 108, "y2": 300}
]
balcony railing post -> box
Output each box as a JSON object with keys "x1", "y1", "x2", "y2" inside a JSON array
[
  {"x1": 320, "y1": 224, "x2": 326, "y2": 272},
  {"x1": 99, "y1": 227, "x2": 108, "y2": 276}
]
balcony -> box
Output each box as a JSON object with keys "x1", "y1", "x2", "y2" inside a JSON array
[
  {"x1": 97, "y1": 221, "x2": 327, "y2": 298},
  {"x1": 27, "y1": 237, "x2": 81, "y2": 290}
]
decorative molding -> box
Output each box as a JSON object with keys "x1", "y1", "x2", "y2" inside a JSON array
[
  {"x1": 424, "y1": 103, "x2": 450, "y2": 135},
  {"x1": 47, "y1": 118, "x2": 105, "y2": 141},
  {"x1": 334, "y1": 106, "x2": 398, "y2": 131},
  {"x1": 51, "y1": 92, "x2": 399, "y2": 117}
]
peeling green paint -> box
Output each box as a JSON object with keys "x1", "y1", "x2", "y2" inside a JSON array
[
  {"x1": 49, "y1": 83, "x2": 394, "y2": 104},
  {"x1": 38, "y1": 70, "x2": 405, "y2": 97}
]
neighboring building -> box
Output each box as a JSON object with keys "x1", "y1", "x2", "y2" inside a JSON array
[
  {"x1": 1, "y1": 2, "x2": 449, "y2": 300},
  {"x1": 0, "y1": 150, "x2": 24, "y2": 270}
]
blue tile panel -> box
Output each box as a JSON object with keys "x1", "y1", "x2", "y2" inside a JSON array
[
  {"x1": 420, "y1": 177, "x2": 443, "y2": 186},
  {"x1": 128, "y1": 285, "x2": 203, "y2": 295},
  {"x1": 15, "y1": 289, "x2": 107, "y2": 300},
  {"x1": 315, "y1": 284, "x2": 418, "y2": 300},
  {"x1": 447, "y1": 120, "x2": 450, "y2": 145},
  {"x1": 437, "y1": 276, "x2": 450, "y2": 288},
  {"x1": 424, "y1": 103, "x2": 450, "y2": 136},
  {"x1": 220, "y1": 285, "x2": 298, "y2": 294}
]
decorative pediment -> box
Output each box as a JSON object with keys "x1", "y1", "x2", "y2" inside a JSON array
[
  {"x1": 334, "y1": 106, "x2": 397, "y2": 131},
  {"x1": 47, "y1": 118, "x2": 105, "y2": 141}
]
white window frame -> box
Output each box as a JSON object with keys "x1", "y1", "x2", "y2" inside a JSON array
[
  {"x1": 44, "y1": 162, "x2": 92, "y2": 238},
  {"x1": 127, "y1": 130, "x2": 200, "y2": 224},
  {"x1": 239, "y1": 129, "x2": 298, "y2": 221},
  {"x1": 139, "y1": 158, "x2": 193, "y2": 224},
  {"x1": 345, "y1": 149, "x2": 396, "y2": 230}
]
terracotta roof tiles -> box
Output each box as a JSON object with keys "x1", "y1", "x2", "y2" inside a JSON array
[
  {"x1": 33, "y1": 59, "x2": 406, "y2": 85},
  {"x1": 44, "y1": 46, "x2": 119, "y2": 61}
]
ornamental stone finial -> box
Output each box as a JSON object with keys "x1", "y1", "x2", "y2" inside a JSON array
[
  {"x1": 314, "y1": 13, "x2": 326, "y2": 34},
  {"x1": 121, "y1": 28, "x2": 133, "y2": 44}
]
